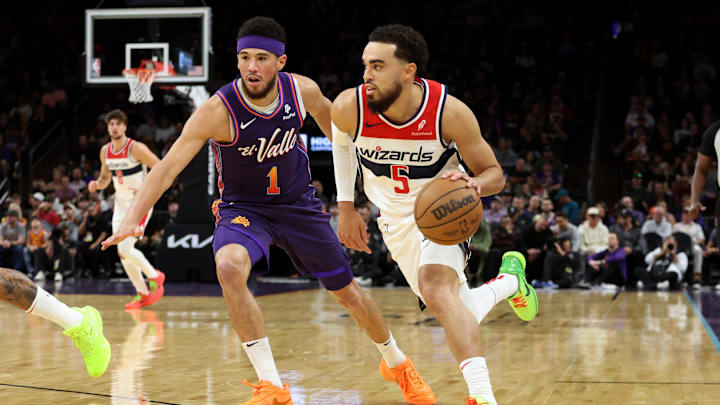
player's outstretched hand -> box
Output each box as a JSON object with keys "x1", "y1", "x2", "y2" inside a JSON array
[
  {"x1": 689, "y1": 201, "x2": 705, "y2": 220},
  {"x1": 101, "y1": 224, "x2": 143, "y2": 250},
  {"x1": 337, "y1": 207, "x2": 371, "y2": 254},
  {"x1": 441, "y1": 170, "x2": 482, "y2": 195}
]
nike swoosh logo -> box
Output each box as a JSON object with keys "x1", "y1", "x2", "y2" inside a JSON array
[
  {"x1": 240, "y1": 118, "x2": 257, "y2": 130},
  {"x1": 245, "y1": 342, "x2": 259, "y2": 347},
  {"x1": 365, "y1": 122, "x2": 381, "y2": 128}
]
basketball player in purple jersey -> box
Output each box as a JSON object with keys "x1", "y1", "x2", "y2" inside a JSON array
[{"x1": 102, "y1": 17, "x2": 434, "y2": 405}]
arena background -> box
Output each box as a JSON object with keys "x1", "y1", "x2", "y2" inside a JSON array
[{"x1": 2, "y1": 1, "x2": 720, "y2": 404}]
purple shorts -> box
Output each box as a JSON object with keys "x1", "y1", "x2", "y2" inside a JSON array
[{"x1": 212, "y1": 192, "x2": 352, "y2": 291}]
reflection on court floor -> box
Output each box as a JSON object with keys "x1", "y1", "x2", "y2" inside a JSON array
[{"x1": 1, "y1": 286, "x2": 720, "y2": 404}]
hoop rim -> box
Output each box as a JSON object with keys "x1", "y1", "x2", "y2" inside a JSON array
[{"x1": 122, "y1": 67, "x2": 157, "y2": 82}]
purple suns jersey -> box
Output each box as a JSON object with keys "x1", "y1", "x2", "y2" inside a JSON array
[{"x1": 212, "y1": 72, "x2": 312, "y2": 204}]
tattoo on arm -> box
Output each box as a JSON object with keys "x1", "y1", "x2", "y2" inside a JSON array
[{"x1": 0, "y1": 267, "x2": 38, "y2": 311}]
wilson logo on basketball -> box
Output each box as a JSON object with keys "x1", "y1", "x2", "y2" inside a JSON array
[{"x1": 431, "y1": 195, "x2": 476, "y2": 220}]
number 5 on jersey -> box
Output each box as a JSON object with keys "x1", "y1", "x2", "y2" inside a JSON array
[
  {"x1": 391, "y1": 165, "x2": 410, "y2": 194},
  {"x1": 266, "y1": 166, "x2": 280, "y2": 195}
]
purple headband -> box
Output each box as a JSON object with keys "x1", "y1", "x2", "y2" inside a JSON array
[{"x1": 236, "y1": 35, "x2": 285, "y2": 56}]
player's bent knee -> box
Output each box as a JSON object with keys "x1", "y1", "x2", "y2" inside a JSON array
[
  {"x1": 418, "y1": 284, "x2": 444, "y2": 310},
  {"x1": 215, "y1": 247, "x2": 252, "y2": 287},
  {"x1": 418, "y1": 274, "x2": 456, "y2": 313},
  {"x1": 117, "y1": 239, "x2": 134, "y2": 258},
  {"x1": 330, "y1": 282, "x2": 367, "y2": 310}
]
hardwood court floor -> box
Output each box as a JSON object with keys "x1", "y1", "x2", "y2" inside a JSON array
[{"x1": 1, "y1": 287, "x2": 720, "y2": 404}]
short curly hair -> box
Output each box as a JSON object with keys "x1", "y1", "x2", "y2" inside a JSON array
[
  {"x1": 368, "y1": 24, "x2": 429, "y2": 73},
  {"x1": 236, "y1": 16, "x2": 287, "y2": 44}
]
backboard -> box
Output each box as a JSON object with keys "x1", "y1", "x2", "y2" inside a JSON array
[{"x1": 85, "y1": 7, "x2": 211, "y2": 85}]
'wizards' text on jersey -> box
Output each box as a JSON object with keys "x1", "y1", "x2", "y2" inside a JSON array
[{"x1": 212, "y1": 72, "x2": 312, "y2": 204}]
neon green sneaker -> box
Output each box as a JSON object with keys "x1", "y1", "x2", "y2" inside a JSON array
[
  {"x1": 499, "y1": 251, "x2": 538, "y2": 322},
  {"x1": 63, "y1": 306, "x2": 111, "y2": 378},
  {"x1": 466, "y1": 395, "x2": 496, "y2": 404}
]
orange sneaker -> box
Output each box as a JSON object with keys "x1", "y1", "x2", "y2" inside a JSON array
[
  {"x1": 150, "y1": 269, "x2": 166, "y2": 287},
  {"x1": 379, "y1": 357, "x2": 436, "y2": 404},
  {"x1": 142, "y1": 270, "x2": 165, "y2": 307},
  {"x1": 124, "y1": 294, "x2": 147, "y2": 309},
  {"x1": 238, "y1": 380, "x2": 293, "y2": 405}
]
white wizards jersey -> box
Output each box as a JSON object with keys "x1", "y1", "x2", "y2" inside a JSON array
[
  {"x1": 105, "y1": 138, "x2": 147, "y2": 202},
  {"x1": 354, "y1": 77, "x2": 465, "y2": 218}
]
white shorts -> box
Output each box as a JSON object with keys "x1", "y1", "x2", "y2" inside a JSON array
[
  {"x1": 377, "y1": 215, "x2": 468, "y2": 300},
  {"x1": 112, "y1": 198, "x2": 152, "y2": 234}
]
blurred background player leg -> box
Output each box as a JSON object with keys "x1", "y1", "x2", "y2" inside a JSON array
[
  {"x1": 0, "y1": 266, "x2": 111, "y2": 377},
  {"x1": 118, "y1": 236, "x2": 165, "y2": 309}
]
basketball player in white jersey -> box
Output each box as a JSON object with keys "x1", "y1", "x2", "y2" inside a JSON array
[
  {"x1": 332, "y1": 25, "x2": 539, "y2": 405},
  {"x1": 0, "y1": 266, "x2": 111, "y2": 377},
  {"x1": 89, "y1": 109, "x2": 166, "y2": 309}
]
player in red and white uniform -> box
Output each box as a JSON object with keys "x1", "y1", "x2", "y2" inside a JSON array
[
  {"x1": 332, "y1": 25, "x2": 537, "y2": 405},
  {"x1": 89, "y1": 109, "x2": 165, "y2": 309}
]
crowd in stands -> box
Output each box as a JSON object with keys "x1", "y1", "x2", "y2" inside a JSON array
[
  {"x1": 0, "y1": 159, "x2": 179, "y2": 282},
  {"x1": 607, "y1": 13, "x2": 720, "y2": 290}
]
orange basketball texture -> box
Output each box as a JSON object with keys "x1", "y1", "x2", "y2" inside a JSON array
[{"x1": 414, "y1": 178, "x2": 484, "y2": 245}]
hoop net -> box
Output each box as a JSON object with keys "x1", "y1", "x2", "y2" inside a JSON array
[{"x1": 122, "y1": 68, "x2": 156, "y2": 103}]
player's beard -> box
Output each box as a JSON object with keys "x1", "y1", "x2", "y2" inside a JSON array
[
  {"x1": 241, "y1": 74, "x2": 277, "y2": 101},
  {"x1": 109, "y1": 132, "x2": 124, "y2": 140},
  {"x1": 367, "y1": 80, "x2": 402, "y2": 114}
]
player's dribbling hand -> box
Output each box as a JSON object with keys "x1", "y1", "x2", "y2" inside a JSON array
[
  {"x1": 441, "y1": 170, "x2": 482, "y2": 195},
  {"x1": 100, "y1": 224, "x2": 144, "y2": 250},
  {"x1": 689, "y1": 202, "x2": 705, "y2": 220},
  {"x1": 337, "y1": 206, "x2": 371, "y2": 254},
  {"x1": 88, "y1": 180, "x2": 98, "y2": 193}
]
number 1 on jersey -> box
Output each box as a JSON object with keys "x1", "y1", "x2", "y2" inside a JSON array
[
  {"x1": 266, "y1": 166, "x2": 280, "y2": 195},
  {"x1": 391, "y1": 165, "x2": 410, "y2": 194}
]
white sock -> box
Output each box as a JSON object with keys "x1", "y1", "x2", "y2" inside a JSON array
[
  {"x1": 122, "y1": 258, "x2": 149, "y2": 296},
  {"x1": 374, "y1": 332, "x2": 406, "y2": 368},
  {"x1": 119, "y1": 237, "x2": 159, "y2": 279},
  {"x1": 242, "y1": 337, "x2": 283, "y2": 388},
  {"x1": 460, "y1": 357, "x2": 497, "y2": 404},
  {"x1": 470, "y1": 274, "x2": 519, "y2": 324},
  {"x1": 26, "y1": 286, "x2": 83, "y2": 330}
]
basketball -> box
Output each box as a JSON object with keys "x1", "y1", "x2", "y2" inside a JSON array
[{"x1": 414, "y1": 178, "x2": 484, "y2": 245}]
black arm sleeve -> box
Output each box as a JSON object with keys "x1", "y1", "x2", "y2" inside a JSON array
[{"x1": 699, "y1": 120, "x2": 720, "y2": 158}]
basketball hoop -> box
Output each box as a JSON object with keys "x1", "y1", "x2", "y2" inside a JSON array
[{"x1": 122, "y1": 68, "x2": 156, "y2": 103}]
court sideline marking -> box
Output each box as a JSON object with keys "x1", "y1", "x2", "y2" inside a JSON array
[{"x1": 684, "y1": 290, "x2": 720, "y2": 355}]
